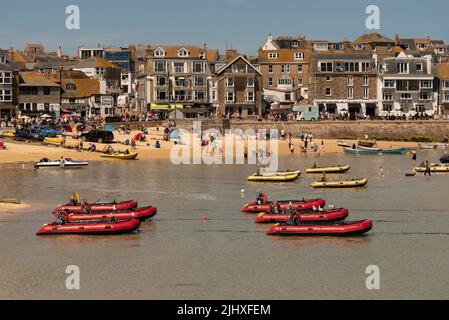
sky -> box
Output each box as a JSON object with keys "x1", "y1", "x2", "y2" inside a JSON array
[{"x1": 1, "y1": 0, "x2": 449, "y2": 55}]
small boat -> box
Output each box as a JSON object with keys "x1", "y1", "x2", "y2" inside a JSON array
[
  {"x1": 358, "y1": 140, "x2": 376, "y2": 148},
  {"x1": 34, "y1": 158, "x2": 88, "y2": 168},
  {"x1": 305, "y1": 165, "x2": 350, "y2": 174},
  {"x1": 63, "y1": 206, "x2": 157, "y2": 222},
  {"x1": 56, "y1": 200, "x2": 138, "y2": 213},
  {"x1": 36, "y1": 219, "x2": 141, "y2": 235},
  {"x1": 344, "y1": 147, "x2": 406, "y2": 155},
  {"x1": 242, "y1": 198, "x2": 326, "y2": 213},
  {"x1": 440, "y1": 155, "x2": 449, "y2": 164},
  {"x1": 255, "y1": 208, "x2": 349, "y2": 224},
  {"x1": 337, "y1": 141, "x2": 352, "y2": 148},
  {"x1": 419, "y1": 144, "x2": 437, "y2": 150},
  {"x1": 0, "y1": 130, "x2": 15, "y2": 138},
  {"x1": 414, "y1": 165, "x2": 449, "y2": 173},
  {"x1": 311, "y1": 178, "x2": 368, "y2": 188},
  {"x1": 267, "y1": 220, "x2": 373, "y2": 237},
  {"x1": 101, "y1": 152, "x2": 138, "y2": 160},
  {"x1": 247, "y1": 172, "x2": 300, "y2": 182}
]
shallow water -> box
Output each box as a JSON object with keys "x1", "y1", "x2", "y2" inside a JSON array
[{"x1": 1, "y1": 150, "x2": 449, "y2": 299}]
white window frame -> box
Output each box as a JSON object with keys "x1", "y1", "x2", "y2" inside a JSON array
[
  {"x1": 268, "y1": 77, "x2": 273, "y2": 87},
  {"x1": 225, "y1": 77, "x2": 234, "y2": 87},
  {"x1": 397, "y1": 63, "x2": 409, "y2": 74},
  {"x1": 384, "y1": 80, "x2": 395, "y2": 88},
  {"x1": 246, "y1": 91, "x2": 255, "y2": 102},
  {"x1": 363, "y1": 87, "x2": 369, "y2": 99},
  {"x1": 419, "y1": 92, "x2": 431, "y2": 100},
  {"x1": 416, "y1": 63, "x2": 423, "y2": 72},
  {"x1": 325, "y1": 88, "x2": 332, "y2": 96},
  {"x1": 347, "y1": 87, "x2": 354, "y2": 99},
  {"x1": 363, "y1": 75, "x2": 369, "y2": 86},
  {"x1": 297, "y1": 64, "x2": 303, "y2": 73},
  {"x1": 383, "y1": 93, "x2": 393, "y2": 101},
  {"x1": 226, "y1": 91, "x2": 235, "y2": 102},
  {"x1": 268, "y1": 64, "x2": 273, "y2": 74},
  {"x1": 268, "y1": 53, "x2": 278, "y2": 59},
  {"x1": 294, "y1": 52, "x2": 304, "y2": 60},
  {"x1": 420, "y1": 80, "x2": 433, "y2": 89},
  {"x1": 444, "y1": 93, "x2": 449, "y2": 102},
  {"x1": 400, "y1": 93, "x2": 412, "y2": 100},
  {"x1": 154, "y1": 47, "x2": 166, "y2": 57},
  {"x1": 347, "y1": 75, "x2": 353, "y2": 86},
  {"x1": 246, "y1": 77, "x2": 255, "y2": 88},
  {"x1": 281, "y1": 64, "x2": 290, "y2": 73},
  {"x1": 177, "y1": 48, "x2": 190, "y2": 57}
]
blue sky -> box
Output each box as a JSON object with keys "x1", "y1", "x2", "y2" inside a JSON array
[{"x1": 1, "y1": 0, "x2": 448, "y2": 55}]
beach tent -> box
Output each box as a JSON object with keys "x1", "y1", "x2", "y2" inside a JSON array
[{"x1": 169, "y1": 129, "x2": 181, "y2": 140}]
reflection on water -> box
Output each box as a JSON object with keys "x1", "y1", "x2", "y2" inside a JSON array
[{"x1": 1, "y1": 150, "x2": 449, "y2": 299}]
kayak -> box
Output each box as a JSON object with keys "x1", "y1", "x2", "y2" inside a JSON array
[
  {"x1": 415, "y1": 165, "x2": 449, "y2": 173},
  {"x1": 242, "y1": 199, "x2": 326, "y2": 213},
  {"x1": 56, "y1": 200, "x2": 138, "y2": 213},
  {"x1": 34, "y1": 158, "x2": 88, "y2": 168},
  {"x1": 344, "y1": 147, "x2": 406, "y2": 155},
  {"x1": 44, "y1": 137, "x2": 63, "y2": 144},
  {"x1": 247, "y1": 172, "x2": 300, "y2": 182},
  {"x1": 267, "y1": 220, "x2": 373, "y2": 237},
  {"x1": 255, "y1": 208, "x2": 349, "y2": 224},
  {"x1": 101, "y1": 152, "x2": 138, "y2": 160},
  {"x1": 358, "y1": 140, "x2": 376, "y2": 148},
  {"x1": 311, "y1": 178, "x2": 368, "y2": 188},
  {"x1": 305, "y1": 165, "x2": 350, "y2": 174},
  {"x1": 63, "y1": 206, "x2": 157, "y2": 222},
  {"x1": 36, "y1": 219, "x2": 141, "y2": 235}
]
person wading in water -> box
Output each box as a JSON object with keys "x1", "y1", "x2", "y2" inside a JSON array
[{"x1": 424, "y1": 160, "x2": 432, "y2": 176}]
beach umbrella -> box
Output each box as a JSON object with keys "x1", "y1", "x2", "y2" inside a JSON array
[
  {"x1": 20, "y1": 115, "x2": 31, "y2": 119},
  {"x1": 40, "y1": 114, "x2": 52, "y2": 118},
  {"x1": 62, "y1": 114, "x2": 72, "y2": 118}
]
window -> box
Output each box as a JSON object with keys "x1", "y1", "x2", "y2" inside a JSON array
[
  {"x1": 347, "y1": 87, "x2": 353, "y2": 99},
  {"x1": 194, "y1": 76, "x2": 205, "y2": 86},
  {"x1": 285, "y1": 92, "x2": 291, "y2": 101},
  {"x1": 363, "y1": 75, "x2": 369, "y2": 86},
  {"x1": 291, "y1": 41, "x2": 299, "y2": 48},
  {"x1": 419, "y1": 92, "x2": 431, "y2": 100},
  {"x1": 246, "y1": 91, "x2": 255, "y2": 102},
  {"x1": 384, "y1": 80, "x2": 395, "y2": 88},
  {"x1": 154, "y1": 61, "x2": 166, "y2": 72},
  {"x1": 212, "y1": 90, "x2": 216, "y2": 101},
  {"x1": 175, "y1": 78, "x2": 186, "y2": 87},
  {"x1": 294, "y1": 52, "x2": 304, "y2": 60},
  {"x1": 325, "y1": 88, "x2": 331, "y2": 96},
  {"x1": 0, "y1": 90, "x2": 12, "y2": 102},
  {"x1": 397, "y1": 63, "x2": 409, "y2": 74},
  {"x1": 247, "y1": 77, "x2": 255, "y2": 87},
  {"x1": 354, "y1": 44, "x2": 364, "y2": 50},
  {"x1": 192, "y1": 62, "x2": 204, "y2": 73},
  {"x1": 66, "y1": 83, "x2": 76, "y2": 90},
  {"x1": 178, "y1": 48, "x2": 190, "y2": 57},
  {"x1": 157, "y1": 91, "x2": 167, "y2": 100},
  {"x1": 297, "y1": 78, "x2": 303, "y2": 86},
  {"x1": 416, "y1": 63, "x2": 423, "y2": 72},
  {"x1": 347, "y1": 75, "x2": 353, "y2": 86},
  {"x1": 383, "y1": 93, "x2": 393, "y2": 101},
  {"x1": 361, "y1": 62, "x2": 370, "y2": 72},
  {"x1": 278, "y1": 78, "x2": 292, "y2": 86},
  {"x1": 420, "y1": 80, "x2": 433, "y2": 89},
  {"x1": 154, "y1": 48, "x2": 166, "y2": 57},
  {"x1": 226, "y1": 91, "x2": 235, "y2": 102},
  {"x1": 156, "y1": 76, "x2": 166, "y2": 86},
  {"x1": 281, "y1": 64, "x2": 290, "y2": 73},
  {"x1": 443, "y1": 80, "x2": 449, "y2": 89},
  {"x1": 268, "y1": 77, "x2": 273, "y2": 86},
  {"x1": 344, "y1": 62, "x2": 360, "y2": 72},
  {"x1": 268, "y1": 53, "x2": 278, "y2": 59},
  {"x1": 400, "y1": 93, "x2": 412, "y2": 100},
  {"x1": 43, "y1": 87, "x2": 50, "y2": 95},
  {"x1": 174, "y1": 63, "x2": 185, "y2": 73},
  {"x1": 195, "y1": 91, "x2": 205, "y2": 101},
  {"x1": 325, "y1": 75, "x2": 332, "y2": 81},
  {"x1": 444, "y1": 93, "x2": 449, "y2": 102},
  {"x1": 383, "y1": 104, "x2": 393, "y2": 112},
  {"x1": 19, "y1": 87, "x2": 38, "y2": 95},
  {"x1": 1, "y1": 72, "x2": 12, "y2": 84},
  {"x1": 363, "y1": 87, "x2": 369, "y2": 99},
  {"x1": 320, "y1": 62, "x2": 333, "y2": 72},
  {"x1": 297, "y1": 64, "x2": 303, "y2": 73},
  {"x1": 225, "y1": 77, "x2": 234, "y2": 87},
  {"x1": 268, "y1": 65, "x2": 273, "y2": 74}
]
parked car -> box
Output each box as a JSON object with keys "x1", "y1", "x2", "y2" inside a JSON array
[
  {"x1": 80, "y1": 130, "x2": 114, "y2": 143},
  {"x1": 31, "y1": 125, "x2": 59, "y2": 137},
  {"x1": 14, "y1": 128, "x2": 45, "y2": 141}
]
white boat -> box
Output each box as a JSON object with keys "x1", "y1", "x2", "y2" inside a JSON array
[{"x1": 34, "y1": 158, "x2": 89, "y2": 168}]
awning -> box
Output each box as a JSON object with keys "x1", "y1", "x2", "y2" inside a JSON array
[
  {"x1": 293, "y1": 105, "x2": 314, "y2": 112},
  {"x1": 150, "y1": 103, "x2": 184, "y2": 111}
]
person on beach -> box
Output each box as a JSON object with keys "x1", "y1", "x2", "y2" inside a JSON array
[
  {"x1": 424, "y1": 160, "x2": 431, "y2": 176},
  {"x1": 289, "y1": 143, "x2": 295, "y2": 154},
  {"x1": 320, "y1": 172, "x2": 327, "y2": 182},
  {"x1": 412, "y1": 151, "x2": 417, "y2": 161},
  {"x1": 379, "y1": 166, "x2": 384, "y2": 176}
]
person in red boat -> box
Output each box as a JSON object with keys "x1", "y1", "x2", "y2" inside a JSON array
[
  {"x1": 287, "y1": 212, "x2": 300, "y2": 226},
  {"x1": 256, "y1": 192, "x2": 268, "y2": 205}
]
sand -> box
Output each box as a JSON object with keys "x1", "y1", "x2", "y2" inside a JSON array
[{"x1": 0, "y1": 127, "x2": 419, "y2": 165}]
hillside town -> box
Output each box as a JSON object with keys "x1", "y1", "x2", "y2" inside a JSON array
[{"x1": 2, "y1": 32, "x2": 449, "y2": 124}]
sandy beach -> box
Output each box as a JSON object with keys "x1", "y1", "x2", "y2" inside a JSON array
[{"x1": 0, "y1": 126, "x2": 419, "y2": 164}]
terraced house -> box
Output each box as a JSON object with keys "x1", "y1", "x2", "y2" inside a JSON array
[
  {"x1": 0, "y1": 49, "x2": 17, "y2": 118},
  {"x1": 258, "y1": 35, "x2": 312, "y2": 108},
  {"x1": 437, "y1": 63, "x2": 449, "y2": 117},
  {"x1": 377, "y1": 52, "x2": 437, "y2": 118},
  {"x1": 310, "y1": 52, "x2": 378, "y2": 119},
  {"x1": 136, "y1": 45, "x2": 215, "y2": 114}
]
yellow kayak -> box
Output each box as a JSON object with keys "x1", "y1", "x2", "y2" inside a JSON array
[
  {"x1": 101, "y1": 152, "x2": 138, "y2": 160},
  {"x1": 415, "y1": 166, "x2": 449, "y2": 173},
  {"x1": 247, "y1": 172, "x2": 300, "y2": 182},
  {"x1": 1, "y1": 131, "x2": 15, "y2": 138},
  {"x1": 305, "y1": 165, "x2": 350, "y2": 174},
  {"x1": 311, "y1": 178, "x2": 368, "y2": 188},
  {"x1": 44, "y1": 137, "x2": 63, "y2": 144}
]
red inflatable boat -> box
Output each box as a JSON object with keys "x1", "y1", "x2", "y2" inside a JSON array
[
  {"x1": 241, "y1": 199, "x2": 325, "y2": 213},
  {"x1": 62, "y1": 206, "x2": 157, "y2": 222},
  {"x1": 55, "y1": 200, "x2": 138, "y2": 213},
  {"x1": 255, "y1": 208, "x2": 349, "y2": 224},
  {"x1": 36, "y1": 219, "x2": 141, "y2": 235},
  {"x1": 267, "y1": 220, "x2": 373, "y2": 237}
]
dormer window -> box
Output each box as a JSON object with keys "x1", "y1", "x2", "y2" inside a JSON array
[
  {"x1": 268, "y1": 53, "x2": 278, "y2": 59},
  {"x1": 178, "y1": 48, "x2": 190, "y2": 57},
  {"x1": 416, "y1": 63, "x2": 423, "y2": 72},
  {"x1": 294, "y1": 52, "x2": 304, "y2": 60},
  {"x1": 291, "y1": 41, "x2": 299, "y2": 48},
  {"x1": 154, "y1": 47, "x2": 166, "y2": 57},
  {"x1": 354, "y1": 44, "x2": 364, "y2": 50}
]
